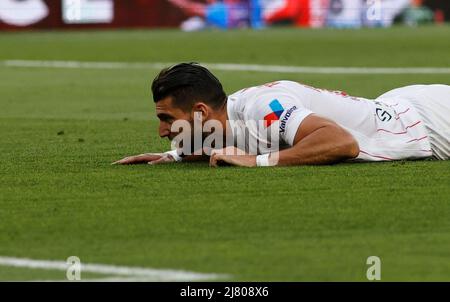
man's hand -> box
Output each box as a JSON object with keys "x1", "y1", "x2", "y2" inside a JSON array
[
  {"x1": 210, "y1": 146, "x2": 257, "y2": 167},
  {"x1": 112, "y1": 153, "x2": 176, "y2": 165}
]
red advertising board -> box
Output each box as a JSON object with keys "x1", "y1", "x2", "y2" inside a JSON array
[{"x1": 0, "y1": 0, "x2": 187, "y2": 30}]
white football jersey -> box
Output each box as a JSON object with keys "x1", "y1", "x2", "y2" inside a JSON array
[{"x1": 226, "y1": 80, "x2": 432, "y2": 161}]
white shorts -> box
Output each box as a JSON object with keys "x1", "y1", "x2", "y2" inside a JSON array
[{"x1": 378, "y1": 85, "x2": 450, "y2": 160}]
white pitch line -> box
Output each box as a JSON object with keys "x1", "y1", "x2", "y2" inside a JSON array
[
  {"x1": 3, "y1": 59, "x2": 450, "y2": 74},
  {"x1": 0, "y1": 256, "x2": 228, "y2": 282}
]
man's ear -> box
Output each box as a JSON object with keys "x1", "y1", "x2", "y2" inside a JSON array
[{"x1": 191, "y1": 102, "x2": 210, "y2": 121}]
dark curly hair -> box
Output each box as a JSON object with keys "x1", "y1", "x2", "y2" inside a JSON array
[{"x1": 151, "y1": 62, "x2": 227, "y2": 111}]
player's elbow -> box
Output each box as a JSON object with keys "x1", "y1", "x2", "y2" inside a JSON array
[{"x1": 340, "y1": 132, "x2": 359, "y2": 159}]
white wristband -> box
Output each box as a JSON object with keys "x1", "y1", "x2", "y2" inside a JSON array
[
  {"x1": 164, "y1": 149, "x2": 182, "y2": 162},
  {"x1": 256, "y1": 153, "x2": 271, "y2": 167}
]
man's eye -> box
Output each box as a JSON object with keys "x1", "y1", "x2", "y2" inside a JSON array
[{"x1": 158, "y1": 116, "x2": 173, "y2": 123}]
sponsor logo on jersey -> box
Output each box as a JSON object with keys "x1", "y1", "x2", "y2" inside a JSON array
[
  {"x1": 264, "y1": 99, "x2": 284, "y2": 128},
  {"x1": 279, "y1": 106, "x2": 297, "y2": 133},
  {"x1": 376, "y1": 107, "x2": 392, "y2": 122}
]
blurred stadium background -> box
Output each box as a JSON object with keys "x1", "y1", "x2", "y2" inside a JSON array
[{"x1": 0, "y1": 0, "x2": 448, "y2": 30}]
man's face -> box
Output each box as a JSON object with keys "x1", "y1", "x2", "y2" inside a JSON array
[{"x1": 155, "y1": 96, "x2": 192, "y2": 141}]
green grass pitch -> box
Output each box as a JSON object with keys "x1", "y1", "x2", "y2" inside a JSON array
[{"x1": 0, "y1": 26, "x2": 449, "y2": 281}]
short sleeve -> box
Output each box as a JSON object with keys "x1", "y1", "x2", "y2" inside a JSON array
[{"x1": 246, "y1": 91, "x2": 314, "y2": 146}]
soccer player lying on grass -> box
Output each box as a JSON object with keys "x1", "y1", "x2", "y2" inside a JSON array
[{"x1": 113, "y1": 63, "x2": 450, "y2": 167}]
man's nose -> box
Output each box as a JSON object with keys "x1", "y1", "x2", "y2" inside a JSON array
[{"x1": 159, "y1": 122, "x2": 171, "y2": 138}]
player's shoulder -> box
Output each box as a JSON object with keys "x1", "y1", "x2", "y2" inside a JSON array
[
  {"x1": 228, "y1": 80, "x2": 299, "y2": 102},
  {"x1": 228, "y1": 81, "x2": 283, "y2": 115},
  {"x1": 228, "y1": 80, "x2": 307, "y2": 120}
]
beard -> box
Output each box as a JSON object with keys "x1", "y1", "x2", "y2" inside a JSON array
[{"x1": 169, "y1": 118, "x2": 225, "y2": 156}]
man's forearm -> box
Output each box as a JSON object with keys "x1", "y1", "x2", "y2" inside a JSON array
[{"x1": 272, "y1": 126, "x2": 359, "y2": 166}]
